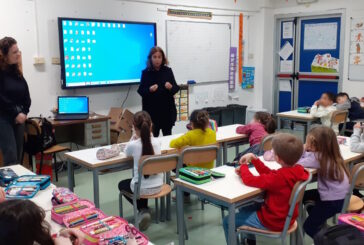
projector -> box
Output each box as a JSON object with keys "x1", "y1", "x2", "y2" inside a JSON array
[{"x1": 297, "y1": 0, "x2": 318, "y2": 4}]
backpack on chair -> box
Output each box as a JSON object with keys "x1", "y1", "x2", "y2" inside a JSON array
[
  {"x1": 314, "y1": 224, "x2": 363, "y2": 245},
  {"x1": 24, "y1": 117, "x2": 56, "y2": 154}
]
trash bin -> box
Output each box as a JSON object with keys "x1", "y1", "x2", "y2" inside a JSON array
[
  {"x1": 221, "y1": 107, "x2": 234, "y2": 126},
  {"x1": 246, "y1": 107, "x2": 268, "y2": 124},
  {"x1": 227, "y1": 104, "x2": 247, "y2": 124}
]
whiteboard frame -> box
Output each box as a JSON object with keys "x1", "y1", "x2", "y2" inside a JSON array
[{"x1": 165, "y1": 19, "x2": 232, "y2": 84}]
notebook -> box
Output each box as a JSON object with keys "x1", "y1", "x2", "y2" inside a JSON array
[{"x1": 55, "y1": 96, "x2": 89, "y2": 120}]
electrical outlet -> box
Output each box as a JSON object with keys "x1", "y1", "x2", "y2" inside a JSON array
[
  {"x1": 52, "y1": 57, "x2": 61, "y2": 64},
  {"x1": 33, "y1": 57, "x2": 45, "y2": 65}
]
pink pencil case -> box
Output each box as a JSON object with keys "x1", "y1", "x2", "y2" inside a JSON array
[
  {"x1": 63, "y1": 208, "x2": 107, "y2": 228},
  {"x1": 52, "y1": 187, "x2": 78, "y2": 205},
  {"x1": 51, "y1": 199, "x2": 95, "y2": 224},
  {"x1": 81, "y1": 216, "x2": 149, "y2": 245},
  {"x1": 338, "y1": 213, "x2": 364, "y2": 236}
]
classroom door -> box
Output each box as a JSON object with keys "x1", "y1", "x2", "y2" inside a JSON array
[{"x1": 276, "y1": 15, "x2": 343, "y2": 112}]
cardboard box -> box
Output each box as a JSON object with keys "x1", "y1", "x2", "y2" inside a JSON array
[
  {"x1": 110, "y1": 130, "x2": 119, "y2": 144},
  {"x1": 108, "y1": 107, "x2": 124, "y2": 132},
  {"x1": 117, "y1": 109, "x2": 134, "y2": 143}
]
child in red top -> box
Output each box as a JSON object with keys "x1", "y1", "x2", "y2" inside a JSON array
[
  {"x1": 235, "y1": 112, "x2": 276, "y2": 160},
  {"x1": 223, "y1": 133, "x2": 309, "y2": 245}
]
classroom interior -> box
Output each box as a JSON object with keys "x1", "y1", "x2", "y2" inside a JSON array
[{"x1": 1, "y1": 0, "x2": 364, "y2": 245}]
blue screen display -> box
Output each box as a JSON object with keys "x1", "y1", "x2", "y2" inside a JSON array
[
  {"x1": 58, "y1": 18, "x2": 156, "y2": 88},
  {"x1": 58, "y1": 97, "x2": 89, "y2": 114}
]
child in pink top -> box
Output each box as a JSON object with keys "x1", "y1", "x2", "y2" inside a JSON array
[{"x1": 235, "y1": 112, "x2": 276, "y2": 160}]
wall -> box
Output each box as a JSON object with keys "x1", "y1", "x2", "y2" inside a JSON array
[
  {"x1": 0, "y1": 0, "x2": 270, "y2": 134},
  {"x1": 270, "y1": 0, "x2": 364, "y2": 102}
]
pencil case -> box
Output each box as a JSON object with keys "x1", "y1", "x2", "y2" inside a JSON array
[
  {"x1": 63, "y1": 208, "x2": 107, "y2": 228},
  {"x1": 12, "y1": 175, "x2": 51, "y2": 190},
  {"x1": 297, "y1": 107, "x2": 310, "y2": 113},
  {"x1": 337, "y1": 136, "x2": 347, "y2": 145},
  {"x1": 81, "y1": 216, "x2": 149, "y2": 245},
  {"x1": 5, "y1": 182, "x2": 40, "y2": 199},
  {"x1": 52, "y1": 187, "x2": 79, "y2": 205},
  {"x1": 338, "y1": 213, "x2": 364, "y2": 236},
  {"x1": 0, "y1": 168, "x2": 18, "y2": 187},
  {"x1": 51, "y1": 199, "x2": 95, "y2": 224},
  {"x1": 179, "y1": 167, "x2": 212, "y2": 185}
]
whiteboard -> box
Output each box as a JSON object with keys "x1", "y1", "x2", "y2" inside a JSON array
[{"x1": 166, "y1": 20, "x2": 231, "y2": 84}]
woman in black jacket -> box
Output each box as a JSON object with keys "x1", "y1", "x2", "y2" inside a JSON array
[
  {"x1": 0, "y1": 37, "x2": 31, "y2": 165},
  {"x1": 137, "y1": 47, "x2": 179, "y2": 137}
]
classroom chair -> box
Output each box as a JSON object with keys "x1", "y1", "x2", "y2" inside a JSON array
[
  {"x1": 330, "y1": 110, "x2": 348, "y2": 136},
  {"x1": 23, "y1": 119, "x2": 71, "y2": 181},
  {"x1": 119, "y1": 153, "x2": 179, "y2": 230},
  {"x1": 341, "y1": 162, "x2": 364, "y2": 213},
  {"x1": 236, "y1": 172, "x2": 312, "y2": 245},
  {"x1": 259, "y1": 134, "x2": 275, "y2": 152}
]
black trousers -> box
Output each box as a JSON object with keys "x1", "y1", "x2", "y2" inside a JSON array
[
  {"x1": 0, "y1": 115, "x2": 24, "y2": 166},
  {"x1": 153, "y1": 124, "x2": 172, "y2": 137},
  {"x1": 303, "y1": 189, "x2": 344, "y2": 238},
  {"x1": 118, "y1": 179, "x2": 148, "y2": 211}
]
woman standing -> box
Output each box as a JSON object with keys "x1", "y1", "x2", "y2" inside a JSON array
[
  {"x1": 137, "y1": 46, "x2": 179, "y2": 137},
  {"x1": 0, "y1": 37, "x2": 31, "y2": 165}
]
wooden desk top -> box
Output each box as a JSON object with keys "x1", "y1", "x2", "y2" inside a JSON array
[
  {"x1": 49, "y1": 114, "x2": 110, "y2": 127},
  {"x1": 65, "y1": 124, "x2": 247, "y2": 168},
  {"x1": 276, "y1": 110, "x2": 315, "y2": 120}
]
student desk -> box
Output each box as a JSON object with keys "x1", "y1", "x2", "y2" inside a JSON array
[
  {"x1": 65, "y1": 124, "x2": 248, "y2": 208},
  {"x1": 276, "y1": 110, "x2": 316, "y2": 139},
  {"x1": 49, "y1": 114, "x2": 111, "y2": 147}
]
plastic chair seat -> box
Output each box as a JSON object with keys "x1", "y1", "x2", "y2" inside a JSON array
[
  {"x1": 347, "y1": 195, "x2": 364, "y2": 212},
  {"x1": 43, "y1": 145, "x2": 70, "y2": 155},
  {"x1": 238, "y1": 221, "x2": 297, "y2": 235}
]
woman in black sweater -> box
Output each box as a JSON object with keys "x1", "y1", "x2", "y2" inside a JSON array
[
  {"x1": 0, "y1": 37, "x2": 31, "y2": 165},
  {"x1": 137, "y1": 47, "x2": 179, "y2": 137}
]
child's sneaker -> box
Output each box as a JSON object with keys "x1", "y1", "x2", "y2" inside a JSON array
[{"x1": 138, "y1": 209, "x2": 151, "y2": 231}]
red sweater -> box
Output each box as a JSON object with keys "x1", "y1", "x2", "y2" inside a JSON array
[
  {"x1": 236, "y1": 122, "x2": 267, "y2": 146},
  {"x1": 240, "y1": 158, "x2": 309, "y2": 231}
]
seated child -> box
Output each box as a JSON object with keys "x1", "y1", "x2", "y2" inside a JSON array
[
  {"x1": 298, "y1": 126, "x2": 349, "y2": 238},
  {"x1": 170, "y1": 109, "x2": 217, "y2": 169},
  {"x1": 0, "y1": 199, "x2": 84, "y2": 245},
  {"x1": 351, "y1": 122, "x2": 364, "y2": 153},
  {"x1": 118, "y1": 111, "x2": 163, "y2": 231},
  {"x1": 223, "y1": 133, "x2": 308, "y2": 245},
  {"x1": 310, "y1": 92, "x2": 338, "y2": 133},
  {"x1": 235, "y1": 112, "x2": 276, "y2": 159},
  {"x1": 336, "y1": 92, "x2": 364, "y2": 132}
]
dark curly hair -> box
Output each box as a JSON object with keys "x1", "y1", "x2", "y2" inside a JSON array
[
  {"x1": 0, "y1": 199, "x2": 54, "y2": 245},
  {"x1": 254, "y1": 111, "x2": 277, "y2": 134}
]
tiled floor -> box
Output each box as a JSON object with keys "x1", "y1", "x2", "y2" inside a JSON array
[{"x1": 53, "y1": 128, "x2": 317, "y2": 245}]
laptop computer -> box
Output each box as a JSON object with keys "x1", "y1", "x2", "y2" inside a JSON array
[{"x1": 55, "y1": 96, "x2": 89, "y2": 120}]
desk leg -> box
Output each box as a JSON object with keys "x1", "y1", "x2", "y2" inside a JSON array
[
  {"x1": 166, "y1": 172, "x2": 171, "y2": 221},
  {"x1": 223, "y1": 142, "x2": 228, "y2": 165},
  {"x1": 228, "y1": 204, "x2": 237, "y2": 245},
  {"x1": 217, "y1": 144, "x2": 223, "y2": 167},
  {"x1": 67, "y1": 160, "x2": 74, "y2": 192},
  {"x1": 93, "y1": 169, "x2": 100, "y2": 208},
  {"x1": 176, "y1": 186, "x2": 185, "y2": 245},
  {"x1": 277, "y1": 116, "x2": 281, "y2": 131}
]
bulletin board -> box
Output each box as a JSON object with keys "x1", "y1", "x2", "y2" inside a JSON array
[
  {"x1": 175, "y1": 85, "x2": 189, "y2": 121},
  {"x1": 348, "y1": 17, "x2": 364, "y2": 81}
]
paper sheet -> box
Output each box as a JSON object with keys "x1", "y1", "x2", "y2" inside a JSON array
[
  {"x1": 279, "y1": 80, "x2": 292, "y2": 92},
  {"x1": 280, "y1": 60, "x2": 293, "y2": 73},
  {"x1": 304, "y1": 22, "x2": 337, "y2": 50},
  {"x1": 282, "y1": 22, "x2": 293, "y2": 39},
  {"x1": 279, "y1": 42, "x2": 294, "y2": 61}
]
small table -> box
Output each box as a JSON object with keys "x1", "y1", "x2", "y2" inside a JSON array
[
  {"x1": 49, "y1": 114, "x2": 111, "y2": 147},
  {"x1": 276, "y1": 110, "x2": 316, "y2": 139}
]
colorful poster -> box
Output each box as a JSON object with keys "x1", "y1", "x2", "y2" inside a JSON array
[
  {"x1": 351, "y1": 18, "x2": 364, "y2": 30},
  {"x1": 228, "y1": 47, "x2": 237, "y2": 90},
  {"x1": 350, "y1": 42, "x2": 364, "y2": 54},
  {"x1": 175, "y1": 86, "x2": 189, "y2": 121},
  {"x1": 241, "y1": 66, "x2": 255, "y2": 89},
  {"x1": 350, "y1": 54, "x2": 364, "y2": 65},
  {"x1": 311, "y1": 53, "x2": 339, "y2": 73},
  {"x1": 351, "y1": 30, "x2": 364, "y2": 42},
  {"x1": 304, "y1": 22, "x2": 337, "y2": 50}
]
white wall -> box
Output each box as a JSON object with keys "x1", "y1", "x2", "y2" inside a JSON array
[
  {"x1": 270, "y1": 0, "x2": 364, "y2": 102},
  {"x1": 0, "y1": 0, "x2": 271, "y2": 133}
]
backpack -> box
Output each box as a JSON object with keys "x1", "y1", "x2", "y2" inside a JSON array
[
  {"x1": 314, "y1": 224, "x2": 363, "y2": 245},
  {"x1": 24, "y1": 117, "x2": 56, "y2": 154}
]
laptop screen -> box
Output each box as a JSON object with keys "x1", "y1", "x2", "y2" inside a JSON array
[{"x1": 58, "y1": 96, "x2": 89, "y2": 114}]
